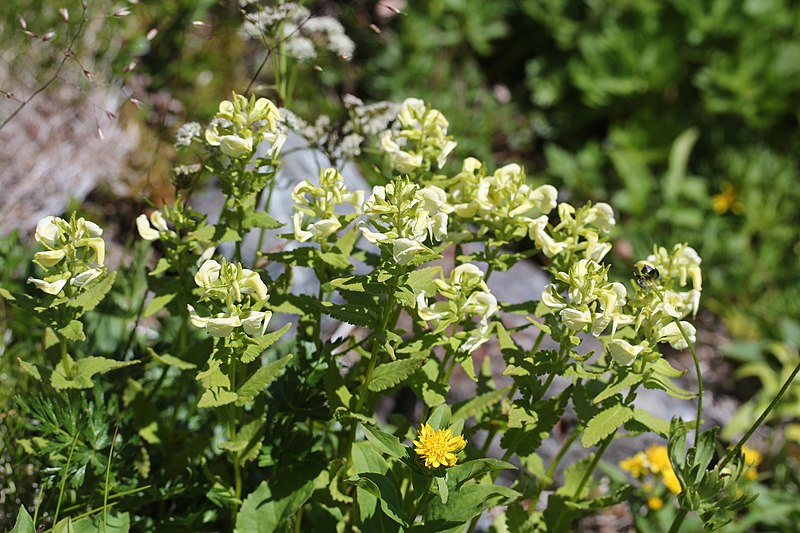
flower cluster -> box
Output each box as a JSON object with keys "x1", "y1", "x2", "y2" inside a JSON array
[
  {"x1": 204, "y1": 93, "x2": 284, "y2": 160},
  {"x1": 413, "y1": 423, "x2": 467, "y2": 469},
  {"x1": 359, "y1": 178, "x2": 451, "y2": 265},
  {"x1": 240, "y1": 2, "x2": 355, "y2": 61},
  {"x1": 416, "y1": 264, "x2": 498, "y2": 353},
  {"x1": 187, "y1": 259, "x2": 272, "y2": 338},
  {"x1": 28, "y1": 215, "x2": 107, "y2": 296},
  {"x1": 532, "y1": 201, "x2": 616, "y2": 263},
  {"x1": 539, "y1": 259, "x2": 630, "y2": 338},
  {"x1": 136, "y1": 210, "x2": 176, "y2": 242},
  {"x1": 447, "y1": 158, "x2": 558, "y2": 242},
  {"x1": 291, "y1": 168, "x2": 363, "y2": 243},
  {"x1": 379, "y1": 98, "x2": 457, "y2": 174}
]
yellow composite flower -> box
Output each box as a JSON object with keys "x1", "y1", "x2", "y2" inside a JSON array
[
  {"x1": 619, "y1": 452, "x2": 648, "y2": 478},
  {"x1": 741, "y1": 445, "x2": 762, "y2": 481},
  {"x1": 413, "y1": 423, "x2": 467, "y2": 469},
  {"x1": 711, "y1": 182, "x2": 744, "y2": 215},
  {"x1": 646, "y1": 445, "x2": 682, "y2": 494}
]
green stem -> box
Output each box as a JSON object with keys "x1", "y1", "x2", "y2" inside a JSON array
[
  {"x1": 53, "y1": 431, "x2": 80, "y2": 526},
  {"x1": 59, "y1": 338, "x2": 72, "y2": 377},
  {"x1": 719, "y1": 355, "x2": 800, "y2": 470},
  {"x1": 668, "y1": 509, "x2": 689, "y2": 533},
  {"x1": 675, "y1": 319, "x2": 703, "y2": 448},
  {"x1": 409, "y1": 477, "x2": 434, "y2": 523}
]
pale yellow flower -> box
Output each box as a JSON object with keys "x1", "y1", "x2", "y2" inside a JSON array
[{"x1": 413, "y1": 423, "x2": 467, "y2": 469}]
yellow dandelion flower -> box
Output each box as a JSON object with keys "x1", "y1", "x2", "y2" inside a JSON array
[
  {"x1": 646, "y1": 445, "x2": 682, "y2": 494},
  {"x1": 711, "y1": 183, "x2": 744, "y2": 215},
  {"x1": 741, "y1": 445, "x2": 762, "y2": 481},
  {"x1": 647, "y1": 495, "x2": 664, "y2": 511},
  {"x1": 619, "y1": 452, "x2": 648, "y2": 478},
  {"x1": 413, "y1": 423, "x2": 467, "y2": 468}
]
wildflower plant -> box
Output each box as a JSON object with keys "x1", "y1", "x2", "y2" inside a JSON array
[{"x1": 4, "y1": 84, "x2": 798, "y2": 533}]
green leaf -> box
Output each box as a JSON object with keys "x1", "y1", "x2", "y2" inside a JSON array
[
  {"x1": 0, "y1": 287, "x2": 15, "y2": 301},
  {"x1": 409, "y1": 358, "x2": 447, "y2": 407},
  {"x1": 347, "y1": 473, "x2": 407, "y2": 527},
  {"x1": 220, "y1": 417, "x2": 264, "y2": 464},
  {"x1": 394, "y1": 266, "x2": 442, "y2": 308},
  {"x1": 148, "y1": 348, "x2": 197, "y2": 370},
  {"x1": 555, "y1": 454, "x2": 596, "y2": 499},
  {"x1": 198, "y1": 388, "x2": 238, "y2": 408},
  {"x1": 508, "y1": 403, "x2": 538, "y2": 429},
  {"x1": 663, "y1": 127, "x2": 700, "y2": 205},
  {"x1": 592, "y1": 371, "x2": 642, "y2": 404},
  {"x1": 320, "y1": 301, "x2": 375, "y2": 328},
  {"x1": 51, "y1": 355, "x2": 138, "y2": 390},
  {"x1": 644, "y1": 374, "x2": 696, "y2": 400},
  {"x1": 436, "y1": 475, "x2": 449, "y2": 504},
  {"x1": 18, "y1": 358, "x2": 42, "y2": 381},
  {"x1": 241, "y1": 323, "x2": 292, "y2": 363},
  {"x1": 426, "y1": 404, "x2": 452, "y2": 431},
  {"x1": 243, "y1": 211, "x2": 283, "y2": 230},
  {"x1": 318, "y1": 251, "x2": 352, "y2": 270},
  {"x1": 628, "y1": 408, "x2": 671, "y2": 437},
  {"x1": 69, "y1": 271, "x2": 116, "y2": 314},
  {"x1": 327, "y1": 275, "x2": 385, "y2": 294},
  {"x1": 446, "y1": 459, "x2": 516, "y2": 489},
  {"x1": 234, "y1": 479, "x2": 315, "y2": 533},
  {"x1": 71, "y1": 511, "x2": 130, "y2": 533},
  {"x1": 581, "y1": 402, "x2": 633, "y2": 448},
  {"x1": 452, "y1": 387, "x2": 510, "y2": 422},
  {"x1": 368, "y1": 357, "x2": 426, "y2": 392},
  {"x1": 361, "y1": 425, "x2": 408, "y2": 459},
  {"x1": 236, "y1": 354, "x2": 293, "y2": 405},
  {"x1": 424, "y1": 483, "x2": 519, "y2": 523},
  {"x1": 57, "y1": 320, "x2": 85, "y2": 342},
  {"x1": 9, "y1": 505, "x2": 34, "y2": 533},
  {"x1": 143, "y1": 292, "x2": 176, "y2": 317}
]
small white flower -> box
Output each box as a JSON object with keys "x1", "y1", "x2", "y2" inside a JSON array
[
  {"x1": 392, "y1": 238, "x2": 425, "y2": 265},
  {"x1": 35, "y1": 216, "x2": 61, "y2": 247},
  {"x1": 607, "y1": 338, "x2": 645, "y2": 366},
  {"x1": 240, "y1": 269, "x2": 269, "y2": 301},
  {"x1": 70, "y1": 268, "x2": 103, "y2": 287},
  {"x1": 195, "y1": 260, "x2": 222, "y2": 288},
  {"x1": 34, "y1": 249, "x2": 66, "y2": 267},
  {"x1": 28, "y1": 277, "x2": 67, "y2": 295},
  {"x1": 560, "y1": 307, "x2": 592, "y2": 331},
  {"x1": 657, "y1": 321, "x2": 696, "y2": 350},
  {"x1": 206, "y1": 315, "x2": 242, "y2": 337},
  {"x1": 136, "y1": 214, "x2": 160, "y2": 241},
  {"x1": 241, "y1": 310, "x2": 272, "y2": 337}
]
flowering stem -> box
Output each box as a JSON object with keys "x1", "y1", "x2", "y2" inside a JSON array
[
  {"x1": 675, "y1": 319, "x2": 703, "y2": 448},
  {"x1": 409, "y1": 477, "x2": 434, "y2": 522},
  {"x1": 60, "y1": 338, "x2": 72, "y2": 377},
  {"x1": 718, "y1": 354, "x2": 800, "y2": 471}
]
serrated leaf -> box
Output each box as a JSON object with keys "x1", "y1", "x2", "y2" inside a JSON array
[
  {"x1": 592, "y1": 371, "x2": 642, "y2": 404},
  {"x1": 51, "y1": 355, "x2": 138, "y2": 390},
  {"x1": 57, "y1": 320, "x2": 85, "y2": 342},
  {"x1": 368, "y1": 357, "x2": 426, "y2": 392},
  {"x1": 581, "y1": 403, "x2": 633, "y2": 448},
  {"x1": 220, "y1": 417, "x2": 264, "y2": 464},
  {"x1": 508, "y1": 403, "x2": 538, "y2": 428},
  {"x1": 651, "y1": 357, "x2": 686, "y2": 378},
  {"x1": 327, "y1": 275, "x2": 384, "y2": 294},
  {"x1": 241, "y1": 323, "x2": 292, "y2": 363},
  {"x1": 69, "y1": 271, "x2": 116, "y2": 314},
  {"x1": 149, "y1": 257, "x2": 171, "y2": 276},
  {"x1": 452, "y1": 386, "x2": 510, "y2": 422},
  {"x1": 409, "y1": 358, "x2": 447, "y2": 407},
  {"x1": 18, "y1": 358, "x2": 41, "y2": 381},
  {"x1": 148, "y1": 348, "x2": 196, "y2": 370},
  {"x1": 0, "y1": 287, "x2": 15, "y2": 301},
  {"x1": 143, "y1": 292, "x2": 176, "y2": 317},
  {"x1": 198, "y1": 387, "x2": 238, "y2": 408},
  {"x1": 362, "y1": 425, "x2": 407, "y2": 459},
  {"x1": 9, "y1": 505, "x2": 34, "y2": 533},
  {"x1": 320, "y1": 301, "x2": 374, "y2": 327},
  {"x1": 318, "y1": 251, "x2": 352, "y2": 270},
  {"x1": 555, "y1": 454, "x2": 596, "y2": 499},
  {"x1": 236, "y1": 354, "x2": 292, "y2": 405},
  {"x1": 243, "y1": 211, "x2": 283, "y2": 230},
  {"x1": 394, "y1": 266, "x2": 442, "y2": 308}
]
